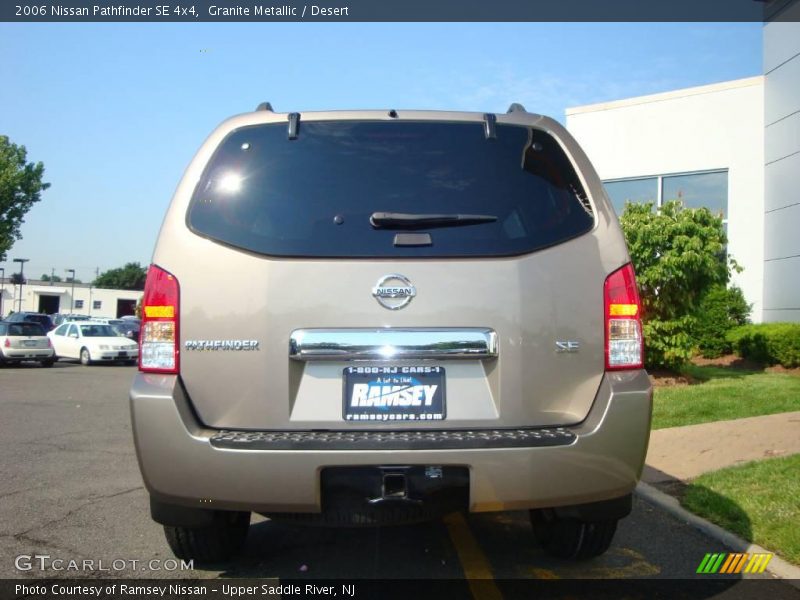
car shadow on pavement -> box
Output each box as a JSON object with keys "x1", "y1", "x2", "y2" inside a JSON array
[
  {"x1": 0, "y1": 360, "x2": 53, "y2": 368},
  {"x1": 198, "y1": 503, "x2": 778, "y2": 599},
  {"x1": 186, "y1": 502, "x2": 800, "y2": 599},
  {"x1": 215, "y1": 516, "x2": 466, "y2": 580}
]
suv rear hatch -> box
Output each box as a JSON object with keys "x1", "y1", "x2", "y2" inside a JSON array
[{"x1": 148, "y1": 115, "x2": 627, "y2": 431}]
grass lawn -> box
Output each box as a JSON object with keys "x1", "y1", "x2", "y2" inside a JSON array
[
  {"x1": 681, "y1": 454, "x2": 800, "y2": 565},
  {"x1": 651, "y1": 365, "x2": 800, "y2": 430}
]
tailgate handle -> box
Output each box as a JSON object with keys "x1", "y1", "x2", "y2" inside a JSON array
[{"x1": 289, "y1": 328, "x2": 498, "y2": 361}]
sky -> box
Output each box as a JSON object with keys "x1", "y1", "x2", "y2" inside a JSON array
[{"x1": 0, "y1": 22, "x2": 763, "y2": 283}]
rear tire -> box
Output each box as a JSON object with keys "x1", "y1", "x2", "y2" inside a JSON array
[
  {"x1": 80, "y1": 348, "x2": 92, "y2": 366},
  {"x1": 41, "y1": 358, "x2": 55, "y2": 368},
  {"x1": 163, "y1": 511, "x2": 250, "y2": 563},
  {"x1": 530, "y1": 509, "x2": 617, "y2": 559}
]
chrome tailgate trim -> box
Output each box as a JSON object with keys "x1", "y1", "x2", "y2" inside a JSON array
[{"x1": 289, "y1": 328, "x2": 498, "y2": 361}]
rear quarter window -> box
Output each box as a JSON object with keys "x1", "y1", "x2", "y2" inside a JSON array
[
  {"x1": 187, "y1": 120, "x2": 594, "y2": 258},
  {"x1": 8, "y1": 323, "x2": 45, "y2": 336}
]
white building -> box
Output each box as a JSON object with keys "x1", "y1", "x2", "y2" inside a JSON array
[
  {"x1": 566, "y1": 76, "x2": 765, "y2": 320},
  {"x1": 0, "y1": 278, "x2": 142, "y2": 319},
  {"x1": 566, "y1": 21, "x2": 800, "y2": 324}
]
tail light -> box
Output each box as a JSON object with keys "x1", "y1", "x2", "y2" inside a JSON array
[
  {"x1": 139, "y1": 265, "x2": 180, "y2": 374},
  {"x1": 604, "y1": 263, "x2": 644, "y2": 370},
  {"x1": 47, "y1": 338, "x2": 52, "y2": 348},
  {"x1": 3, "y1": 339, "x2": 9, "y2": 348}
]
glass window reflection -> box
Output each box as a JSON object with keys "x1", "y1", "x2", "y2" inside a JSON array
[{"x1": 603, "y1": 178, "x2": 658, "y2": 215}]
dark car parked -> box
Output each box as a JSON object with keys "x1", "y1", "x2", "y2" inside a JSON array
[
  {"x1": 4, "y1": 312, "x2": 54, "y2": 331},
  {"x1": 112, "y1": 321, "x2": 140, "y2": 341}
]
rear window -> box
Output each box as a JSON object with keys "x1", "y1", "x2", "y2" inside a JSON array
[
  {"x1": 7, "y1": 323, "x2": 45, "y2": 336},
  {"x1": 80, "y1": 324, "x2": 117, "y2": 337},
  {"x1": 187, "y1": 121, "x2": 594, "y2": 258},
  {"x1": 24, "y1": 314, "x2": 52, "y2": 328}
]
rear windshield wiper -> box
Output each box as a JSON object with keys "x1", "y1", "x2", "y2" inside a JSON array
[{"x1": 370, "y1": 212, "x2": 498, "y2": 230}]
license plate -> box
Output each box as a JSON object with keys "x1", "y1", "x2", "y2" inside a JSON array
[
  {"x1": 23, "y1": 340, "x2": 37, "y2": 347},
  {"x1": 117, "y1": 351, "x2": 127, "y2": 357},
  {"x1": 343, "y1": 366, "x2": 446, "y2": 422}
]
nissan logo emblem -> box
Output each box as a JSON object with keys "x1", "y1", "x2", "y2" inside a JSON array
[{"x1": 372, "y1": 274, "x2": 416, "y2": 310}]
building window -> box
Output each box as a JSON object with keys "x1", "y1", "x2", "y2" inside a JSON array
[
  {"x1": 74, "y1": 300, "x2": 84, "y2": 309},
  {"x1": 661, "y1": 171, "x2": 728, "y2": 219},
  {"x1": 603, "y1": 177, "x2": 658, "y2": 215},
  {"x1": 93, "y1": 300, "x2": 102, "y2": 310},
  {"x1": 603, "y1": 170, "x2": 728, "y2": 222}
]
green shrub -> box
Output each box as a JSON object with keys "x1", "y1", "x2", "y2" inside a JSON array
[
  {"x1": 693, "y1": 285, "x2": 751, "y2": 358},
  {"x1": 643, "y1": 316, "x2": 696, "y2": 370},
  {"x1": 620, "y1": 200, "x2": 738, "y2": 370},
  {"x1": 726, "y1": 325, "x2": 752, "y2": 349},
  {"x1": 727, "y1": 323, "x2": 800, "y2": 368}
]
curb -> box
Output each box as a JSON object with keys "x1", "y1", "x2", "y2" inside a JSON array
[{"x1": 635, "y1": 481, "x2": 800, "y2": 588}]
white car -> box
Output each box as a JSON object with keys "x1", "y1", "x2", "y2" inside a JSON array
[
  {"x1": 0, "y1": 321, "x2": 55, "y2": 367},
  {"x1": 48, "y1": 321, "x2": 138, "y2": 365}
]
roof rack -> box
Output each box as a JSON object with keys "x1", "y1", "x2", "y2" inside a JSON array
[
  {"x1": 507, "y1": 103, "x2": 527, "y2": 113},
  {"x1": 287, "y1": 112, "x2": 300, "y2": 140},
  {"x1": 483, "y1": 113, "x2": 497, "y2": 139},
  {"x1": 256, "y1": 102, "x2": 274, "y2": 112}
]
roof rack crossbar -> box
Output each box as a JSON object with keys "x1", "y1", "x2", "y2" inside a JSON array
[
  {"x1": 287, "y1": 112, "x2": 300, "y2": 140},
  {"x1": 483, "y1": 113, "x2": 497, "y2": 139}
]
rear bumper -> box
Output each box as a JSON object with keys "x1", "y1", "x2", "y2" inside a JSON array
[
  {"x1": 94, "y1": 351, "x2": 138, "y2": 361},
  {"x1": 130, "y1": 370, "x2": 652, "y2": 513},
  {"x1": 1, "y1": 348, "x2": 54, "y2": 360}
]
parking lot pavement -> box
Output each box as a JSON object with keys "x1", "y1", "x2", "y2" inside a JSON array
[{"x1": 1, "y1": 363, "x2": 798, "y2": 596}]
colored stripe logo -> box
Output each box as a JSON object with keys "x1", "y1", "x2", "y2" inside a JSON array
[{"x1": 696, "y1": 552, "x2": 773, "y2": 574}]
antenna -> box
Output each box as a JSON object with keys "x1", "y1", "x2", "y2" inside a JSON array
[{"x1": 256, "y1": 102, "x2": 274, "y2": 112}]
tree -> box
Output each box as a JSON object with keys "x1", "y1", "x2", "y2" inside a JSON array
[
  {"x1": 10, "y1": 272, "x2": 25, "y2": 285},
  {"x1": 620, "y1": 200, "x2": 739, "y2": 369},
  {"x1": 93, "y1": 262, "x2": 147, "y2": 290},
  {"x1": 0, "y1": 136, "x2": 50, "y2": 262},
  {"x1": 41, "y1": 273, "x2": 62, "y2": 282}
]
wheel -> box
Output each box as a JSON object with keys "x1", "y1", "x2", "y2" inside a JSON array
[
  {"x1": 163, "y1": 511, "x2": 250, "y2": 563},
  {"x1": 530, "y1": 509, "x2": 617, "y2": 560},
  {"x1": 41, "y1": 358, "x2": 55, "y2": 368},
  {"x1": 80, "y1": 348, "x2": 92, "y2": 366}
]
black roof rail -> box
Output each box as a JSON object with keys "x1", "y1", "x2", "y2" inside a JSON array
[
  {"x1": 507, "y1": 103, "x2": 527, "y2": 113},
  {"x1": 256, "y1": 102, "x2": 274, "y2": 112},
  {"x1": 287, "y1": 112, "x2": 300, "y2": 140},
  {"x1": 483, "y1": 113, "x2": 497, "y2": 139}
]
